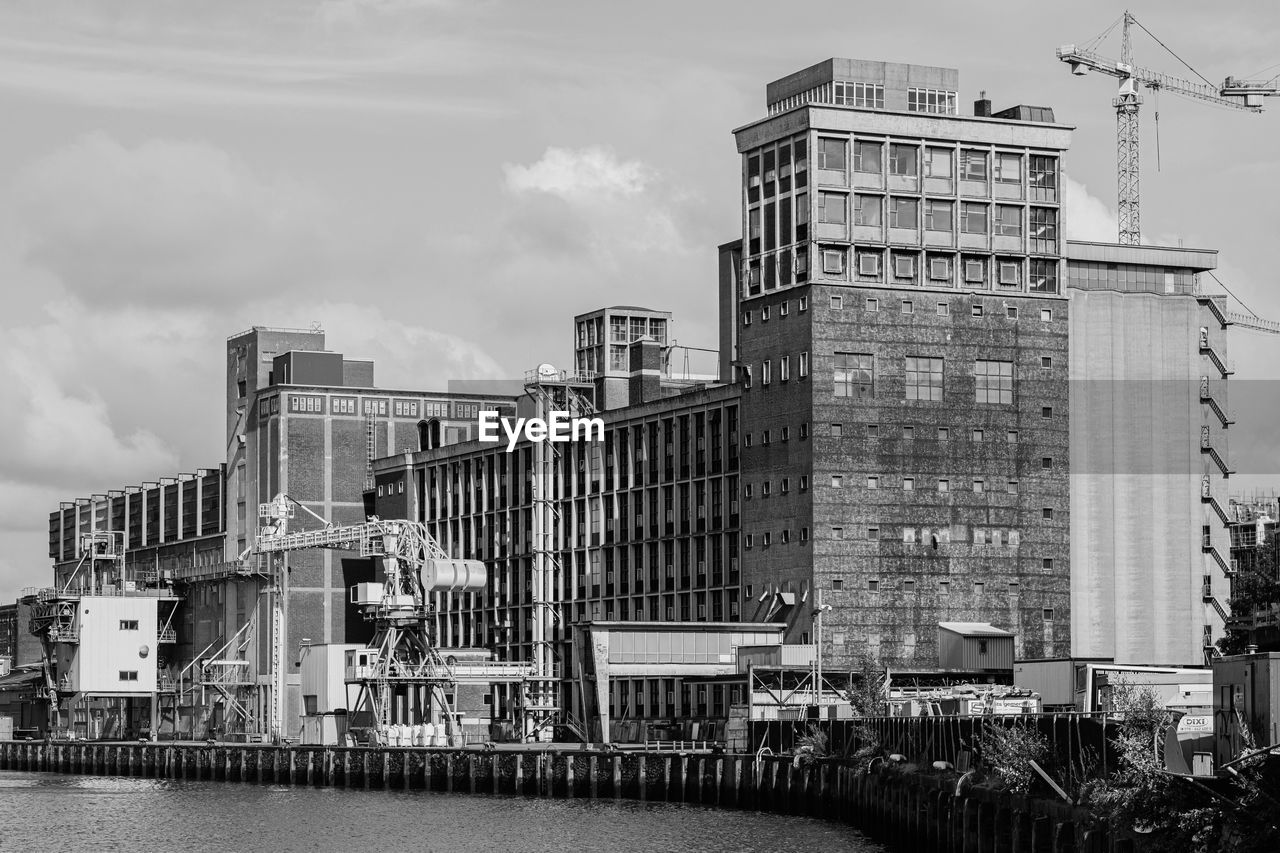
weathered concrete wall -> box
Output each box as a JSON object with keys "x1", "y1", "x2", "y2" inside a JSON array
[{"x1": 0, "y1": 741, "x2": 1118, "y2": 852}]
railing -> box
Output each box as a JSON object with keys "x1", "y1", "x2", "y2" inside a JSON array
[
  {"x1": 1199, "y1": 341, "x2": 1234, "y2": 377},
  {"x1": 158, "y1": 627, "x2": 178, "y2": 643}
]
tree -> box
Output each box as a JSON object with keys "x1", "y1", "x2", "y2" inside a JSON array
[{"x1": 1218, "y1": 533, "x2": 1280, "y2": 655}]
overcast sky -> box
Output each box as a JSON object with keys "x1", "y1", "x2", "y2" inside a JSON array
[{"x1": 2, "y1": 0, "x2": 1279, "y2": 602}]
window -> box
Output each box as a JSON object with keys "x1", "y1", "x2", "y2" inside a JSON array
[
  {"x1": 901, "y1": 300, "x2": 914, "y2": 315},
  {"x1": 743, "y1": 365, "x2": 752, "y2": 389},
  {"x1": 903, "y1": 527, "x2": 917, "y2": 543},
  {"x1": 867, "y1": 476, "x2": 879, "y2": 489},
  {"x1": 818, "y1": 138, "x2": 847, "y2": 172},
  {"x1": 903, "y1": 477, "x2": 915, "y2": 491},
  {"x1": 1007, "y1": 480, "x2": 1019, "y2": 495},
  {"x1": 762, "y1": 429, "x2": 771, "y2": 445},
  {"x1": 889, "y1": 144, "x2": 918, "y2": 176},
  {"x1": 800, "y1": 422, "x2": 808, "y2": 438},
  {"x1": 1007, "y1": 306, "x2": 1019, "y2": 318},
  {"x1": 1041, "y1": 356, "x2": 1053, "y2": 369},
  {"x1": 961, "y1": 202, "x2": 988, "y2": 234},
  {"x1": 1030, "y1": 155, "x2": 1057, "y2": 192},
  {"x1": 854, "y1": 194, "x2": 882, "y2": 226},
  {"x1": 762, "y1": 360, "x2": 771, "y2": 385},
  {"x1": 1029, "y1": 207, "x2": 1059, "y2": 251},
  {"x1": 908, "y1": 87, "x2": 957, "y2": 114},
  {"x1": 831, "y1": 423, "x2": 843, "y2": 437},
  {"x1": 1042, "y1": 406, "x2": 1053, "y2": 419},
  {"x1": 936, "y1": 298, "x2": 950, "y2": 313},
  {"x1": 994, "y1": 153, "x2": 1022, "y2": 185},
  {"x1": 1043, "y1": 558, "x2": 1054, "y2": 571},
  {"x1": 972, "y1": 428, "x2": 984, "y2": 441},
  {"x1": 890, "y1": 197, "x2": 918, "y2": 228},
  {"x1": 800, "y1": 474, "x2": 809, "y2": 489},
  {"x1": 938, "y1": 479, "x2": 949, "y2": 492},
  {"x1": 975, "y1": 360, "x2": 1014, "y2": 404},
  {"x1": 858, "y1": 252, "x2": 882, "y2": 277},
  {"x1": 762, "y1": 305, "x2": 771, "y2": 321},
  {"x1": 925, "y1": 147, "x2": 952, "y2": 179},
  {"x1": 904, "y1": 356, "x2": 944, "y2": 401},
  {"x1": 834, "y1": 352, "x2": 874, "y2": 398},
  {"x1": 831, "y1": 475, "x2": 843, "y2": 488},
  {"x1": 998, "y1": 259, "x2": 1022, "y2": 286},
  {"x1": 832, "y1": 527, "x2": 844, "y2": 540},
  {"x1": 1042, "y1": 457, "x2": 1053, "y2": 470},
  {"x1": 1030, "y1": 259, "x2": 1058, "y2": 294},
  {"x1": 780, "y1": 301, "x2": 789, "y2": 317},
  {"x1": 868, "y1": 579, "x2": 879, "y2": 592},
  {"x1": 1007, "y1": 430, "x2": 1019, "y2": 442},
  {"x1": 119, "y1": 620, "x2": 139, "y2": 631},
  {"x1": 830, "y1": 294, "x2": 843, "y2": 310},
  {"x1": 779, "y1": 358, "x2": 790, "y2": 382},
  {"x1": 801, "y1": 527, "x2": 810, "y2": 541},
  {"x1": 938, "y1": 427, "x2": 950, "y2": 440},
  {"x1": 818, "y1": 192, "x2": 846, "y2": 224},
  {"x1": 993, "y1": 205, "x2": 1021, "y2": 236},
  {"x1": 745, "y1": 534, "x2": 754, "y2": 549},
  {"x1": 973, "y1": 479, "x2": 985, "y2": 494},
  {"x1": 902, "y1": 425, "x2": 914, "y2": 439},
  {"x1": 742, "y1": 311, "x2": 751, "y2": 326},
  {"x1": 1043, "y1": 507, "x2": 1054, "y2": 520},
  {"x1": 1043, "y1": 608, "x2": 1055, "y2": 621},
  {"x1": 903, "y1": 579, "x2": 916, "y2": 592},
  {"x1": 781, "y1": 425, "x2": 790, "y2": 441},
  {"x1": 799, "y1": 295, "x2": 808, "y2": 311},
  {"x1": 822, "y1": 249, "x2": 846, "y2": 274},
  {"x1": 1040, "y1": 308, "x2": 1053, "y2": 322},
  {"x1": 939, "y1": 580, "x2": 950, "y2": 595},
  {"x1": 744, "y1": 483, "x2": 754, "y2": 499},
  {"x1": 832, "y1": 578, "x2": 844, "y2": 591},
  {"x1": 854, "y1": 140, "x2": 881, "y2": 173},
  {"x1": 799, "y1": 352, "x2": 809, "y2": 377},
  {"x1": 961, "y1": 149, "x2": 987, "y2": 180},
  {"x1": 762, "y1": 478, "x2": 772, "y2": 494},
  {"x1": 963, "y1": 257, "x2": 986, "y2": 285},
  {"x1": 925, "y1": 200, "x2": 953, "y2": 231},
  {"x1": 119, "y1": 671, "x2": 139, "y2": 682}
]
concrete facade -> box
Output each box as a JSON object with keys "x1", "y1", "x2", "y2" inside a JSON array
[{"x1": 1065, "y1": 242, "x2": 1231, "y2": 665}]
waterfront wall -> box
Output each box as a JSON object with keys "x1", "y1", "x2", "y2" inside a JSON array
[{"x1": 0, "y1": 741, "x2": 1124, "y2": 852}]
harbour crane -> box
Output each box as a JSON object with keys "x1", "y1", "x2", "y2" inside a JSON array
[
  {"x1": 1057, "y1": 11, "x2": 1278, "y2": 245},
  {"x1": 249, "y1": 494, "x2": 530, "y2": 745}
]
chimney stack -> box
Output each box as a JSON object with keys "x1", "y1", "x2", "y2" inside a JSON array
[{"x1": 974, "y1": 90, "x2": 991, "y2": 117}]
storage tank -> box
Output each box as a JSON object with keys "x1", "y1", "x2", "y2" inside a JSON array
[{"x1": 421, "y1": 559, "x2": 487, "y2": 592}]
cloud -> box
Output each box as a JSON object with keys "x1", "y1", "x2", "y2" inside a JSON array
[
  {"x1": 12, "y1": 132, "x2": 338, "y2": 306},
  {"x1": 1063, "y1": 176, "x2": 1120, "y2": 243},
  {"x1": 504, "y1": 146, "x2": 653, "y2": 201}
]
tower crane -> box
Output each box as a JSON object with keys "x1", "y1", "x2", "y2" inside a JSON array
[{"x1": 1057, "y1": 11, "x2": 1278, "y2": 244}]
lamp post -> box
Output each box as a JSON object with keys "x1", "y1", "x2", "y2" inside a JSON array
[{"x1": 814, "y1": 590, "x2": 832, "y2": 718}]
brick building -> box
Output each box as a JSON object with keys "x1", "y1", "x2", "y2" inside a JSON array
[{"x1": 725, "y1": 58, "x2": 1073, "y2": 668}]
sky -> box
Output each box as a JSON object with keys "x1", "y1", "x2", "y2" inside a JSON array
[{"x1": 2, "y1": 0, "x2": 1279, "y2": 602}]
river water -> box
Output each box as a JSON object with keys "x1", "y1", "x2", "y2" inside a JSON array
[{"x1": 0, "y1": 770, "x2": 884, "y2": 853}]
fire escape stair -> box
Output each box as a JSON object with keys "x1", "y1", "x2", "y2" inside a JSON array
[
  {"x1": 1199, "y1": 344, "x2": 1233, "y2": 377},
  {"x1": 1201, "y1": 445, "x2": 1234, "y2": 477}
]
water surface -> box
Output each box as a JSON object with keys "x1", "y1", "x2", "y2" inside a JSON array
[{"x1": 0, "y1": 770, "x2": 884, "y2": 852}]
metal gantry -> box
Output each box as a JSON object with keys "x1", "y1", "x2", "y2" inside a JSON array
[{"x1": 249, "y1": 494, "x2": 507, "y2": 744}]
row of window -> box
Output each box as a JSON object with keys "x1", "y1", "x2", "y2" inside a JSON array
[
  {"x1": 744, "y1": 523, "x2": 1059, "y2": 553},
  {"x1": 767, "y1": 81, "x2": 957, "y2": 116},
  {"x1": 803, "y1": 250, "x2": 1058, "y2": 293},
  {"x1": 741, "y1": 422, "x2": 808, "y2": 447},
  {"x1": 813, "y1": 140, "x2": 1056, "y2": 189},
  {"x1": 826, "y1": 292, "x2": 1058, "y2": 322},
  {"x1": 817, "y1": 193, "x2": 1058, "y2": 239},
  {"x1": 745, "y1": 351, "x2": 1058, "y2": 406},
  {"x1": 831, "y1": 423, "x2": 1043, "y2": 442},
  {"x1": 280, "y1": 394, "x2": 486, "y2": 420}
]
